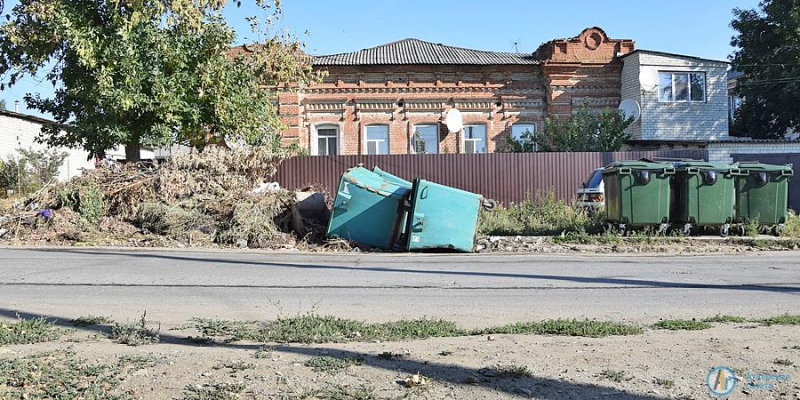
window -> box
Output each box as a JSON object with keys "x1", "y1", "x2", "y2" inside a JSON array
[
  {"x1": 365, "y1": 125, "x2": 389, "y2": 155},
  {"x1": 511, "y1": 123, "x2": 537, "y2": 151},
  {"x1": 412, "y1": 124, "x2": 439, "y2": 154},
  {"x1": 463, "y1": 125, "x2": 487, "y2": 154},
  {"x1": 315, "y1": 126, "x2": 338, "y2": 156},
  {"x1": 659, "y1": 72, "x2": 706, "y2": 102}
]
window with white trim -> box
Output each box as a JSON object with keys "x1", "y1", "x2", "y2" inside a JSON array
[
  {"x1": 511, "y1": 123, "x2": 537, "y2": 151},
  {"x1": 315, "y1": 126, "x2": 338, "y2": 156},
  {"x1": 365, "y1": 125, "x2": 389, "y2": 155},
  {"x1": 659, "y1": 72, "x2": 706, "y2": 102},
  {"x1": 463, "y1": 124, "x2": 487, "y2": 154},
  {"x1": 412, "y1": 124, "x2": 439, "y2": 154}
]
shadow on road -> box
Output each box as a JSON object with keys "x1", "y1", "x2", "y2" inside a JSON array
[
  {"x1": 0, "y1": 307, "x2": 670, "y2": 400},
  {"x1": 18, "y1": 248, "x2": 800, "y2": 294}
]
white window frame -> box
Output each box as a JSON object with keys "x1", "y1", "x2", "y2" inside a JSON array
[
  {"x1": 658, "y1": 71, "x2": 706, "y2": 103},
  {"x1": 462, "y1": 124, "x2": 488, "y2": 154},
  {"x1": 411, "y1": 123, "x2": 439, "y2": 154},
  {"x1": 510, "y1": 123, "x2": 537, "y2": 151},
  {"x1": 364, "y1": 124, "x2": 390, "y2": 155},
  {"x1": 311, "y1": 124, "x2": 341, "y2": 156}
]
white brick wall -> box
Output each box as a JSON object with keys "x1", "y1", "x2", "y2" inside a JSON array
[
  {"x1": 708, "y1": 142, "x2": 800, "y2": 163},
  {"x1": 621, "y1": 51, "x2": 729, "y2": 142},
  {"x1": 0, "y1": 113, "x2": 95, "y2": 181}
]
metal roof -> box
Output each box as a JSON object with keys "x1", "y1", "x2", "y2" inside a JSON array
[
  {"x1": 313, "y1": 38, "x2": 539, "y2": 66},
  {"x1": 620, "y1": 49, "x2": 729, "y2": 64}
]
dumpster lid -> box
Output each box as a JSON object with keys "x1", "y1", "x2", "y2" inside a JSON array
[
  {"x1": 602, "y1": 160, "x2": 672, "y2": 172},
  {"x1": 673, "y1": 161, "x2": 734, "y2": 171},
  {"x1": 733, "y1": 162, "x2": 793, "y2": 173},
  {"x1": 342, "y1": 166, "x2": 411, "y2": 199}
]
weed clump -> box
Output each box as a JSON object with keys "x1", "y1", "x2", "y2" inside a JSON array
[
  {"x1": 479, "y1": 190, "x2": 601, "y2": 236},
  {"x1": 110, "y1": 312, "x2": 160, "y2": 346},
  {"x1": 305, "y1": 355, "x2": 364, "y2": 373},
  {"x1": 652, "y1": 319, "x2": 711, "y2": 331},
  {"x1": 479, "y1": 319, "x2": 643, "y2": 338},
  {"x1": 0, "y1": 316, "x2": 60, "y2": 346}
]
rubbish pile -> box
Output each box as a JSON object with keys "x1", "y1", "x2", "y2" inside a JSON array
[
  {"x1": 0, "y1": 147, "x2": 341, "y2": 250},
  {"x1": 326, "y1": 165, "x2": 493, "y2": 252}
]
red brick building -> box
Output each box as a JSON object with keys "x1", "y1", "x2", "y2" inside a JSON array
[{"x1": 278, "y1": 27, "x2": 634, "y2": 155}]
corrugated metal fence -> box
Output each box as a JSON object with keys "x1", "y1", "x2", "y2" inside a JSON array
[{"x1": 273, "y1": 150, "x2": 708, "y2": 205}]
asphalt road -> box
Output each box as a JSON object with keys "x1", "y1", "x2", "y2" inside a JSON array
[{"x1": 1, "y1": 248, "x2": 799, "y2": 328}]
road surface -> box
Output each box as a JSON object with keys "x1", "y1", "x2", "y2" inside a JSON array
[{"x1": 1, "y1": 248, "x2": 799, "y2": 328}]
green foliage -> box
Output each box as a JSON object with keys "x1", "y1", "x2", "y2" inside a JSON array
[
  {"x1": 0, "y1": 349, "x2": 133, "y2": 400},
  {"x1": 730, "y1": 0, "x2": 800, "y2": 138},
  {"x1": 496, "y1": 364, "x2": 534, "y2": 378},
  {"x1": 0, "y1": 147, "x2": 67, "y2": 196},
  {"x1": 781, "y1": 210, "x2": 800, "y2": 238},
  {"x1": 0, "y1": 99, "x2": 7, "y2": 110},
  {"x1": 478, "y1": 190, "x2": 601, "y2": 236},
  {"x1": 0, "y1": 0, "x2": 320, "y2": 158},
  {"x1": 535, "y1": 106, "x2": 633, "y2": 152},
  {"x1": 743, "y1": 216, "x2": 761, "y2": 237},
  {"x1": 109, "y1": 312, "x2": 160, "y2": 346},
  {"x1": 498, "y1": 126, "x2": 536, "y2": 153},
  {"x1": 0, "y1": 316, "x2": 61, "y2": 345},
  {"x1": 478, "y1": 319, "x2": 643, "y2": 338},
  {"x1": 56, "y1": 180, "x2": 105, "y2": 223},
  {"x1": 305, "y1": 355, "x2": 363, "y2": 373},
  {"x1": 183, "y1": 382, "x2": 248, "y2": 400},
  {"x1": 759, "y1": 314, "x2": 800, "y2": 326},
  {"x1": 72, "y1": 315, "x2": 115, "y2": 326},
  {"x1": 213, "y1": 360, "x2": 255, "y2": 372},
  {"x1": 599, "y1": 369, "x2": 633, "y2": 382},
  {"x1": 654, "y1": 378, "x2": 675, "y2": 388},
  {"x1": 702, "y1": 315, "x2": 748, "y2": 323},
  {"x1": 652, "y1": 319, "x2": 711, "y2": 331}
]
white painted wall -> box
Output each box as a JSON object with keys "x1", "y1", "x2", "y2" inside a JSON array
[
  {"x1": 708, "y1": 141, "x2": 800, "y2": 163},
  {"x1": 621, "y1": 51, "x2": 730, "y2": 142},
  {"x1": 0, "y1": 112, "x2": 95, "y2": 181}
]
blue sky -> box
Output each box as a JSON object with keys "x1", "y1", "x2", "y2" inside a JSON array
[{"x1": 2, "y1": 0, "x2": 760, "y2": 116}]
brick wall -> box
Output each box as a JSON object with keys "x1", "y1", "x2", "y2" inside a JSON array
[{"x1": 621, "y1": 52, "x2": 729, "y2": 142}]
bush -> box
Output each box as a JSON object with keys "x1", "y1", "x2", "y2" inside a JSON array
[
  {"x1": 0, "y1": 148, "x2": 67, "y2": 196},
  {"x1": 56, "y1": 179, "x2": 105, "y2": 224},
  {"x1": 782, "y1": 210, "x2": 800, "y2": 238},
  {"x1": 479, "y1": 190, "x2": 601, "y2": 236}
]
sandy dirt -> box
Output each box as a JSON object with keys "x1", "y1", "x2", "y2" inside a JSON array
[{"x1": 2, "y1": 322, "x2": 800, "y2": 399}]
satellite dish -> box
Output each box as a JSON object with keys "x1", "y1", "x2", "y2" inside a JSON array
[
  {"x1": 639, "y1": 67, "x2": 659, "y2": 92},
  {"x1": 618, "y1": 99, "x2": 641, "y2": 123},
  {"x1": 445, "y1": 108, "x2": 463, "y2": 133}
]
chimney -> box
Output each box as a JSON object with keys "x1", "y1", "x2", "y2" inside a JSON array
[{"x1": 14, "y1": 100, "x2": 19, "y2": 113}]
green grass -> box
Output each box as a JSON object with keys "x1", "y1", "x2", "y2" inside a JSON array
[
  {"x1": 497, "y1": 364, "x2": 534, "y2": 378},
  {"x1": 213, "y1": 360, "x2": 255, "y2": 372},
  {"x1": 702, "y1": 315, "x2": 748, "y2": 323},
  {"x1": 478, "y1": 319, "x2": 643, "y2": 338},
  {"x1": 652, "y1": 319, "x2": 711, "y2": 331},
  {"x1": 478, "y1": 190, "x2": 601, "y2": 236},
  {"x1": 0, "y1": 349, "x2": 132, "y2": 399},
  {"x1": 182, "y1": 382, "x2": 248, "y2": 400},
  {"x1": 117, "y1": 354, "x2": 158, "y2": 370},
  {"x1": 654, "y1": 378, "x2": 675, "y2": 388},
  {"x1": 759, "y1": 315, "x2": 800, "y2": 326},
  {"x1": 253, "y1": 345, "x2": 273, "y2": 359},
  {"x1": 72, "y1": 315, "x2": 115, "y2": 326},
  {"x1": 191, "y1": 318, "x2": 264, "y2": 342},
  {"x1": 599, "y1": 369, "x2": 632, "y2": 382},
  {"x1": 110, "y1": 313, "x2": 160, "y2": 346},
  {"x1": 305, "y1": 355, "x2": 364, "y2": 373},
  {"x1": 0, "y1": 317, "x2": 61, "y2": 346}
]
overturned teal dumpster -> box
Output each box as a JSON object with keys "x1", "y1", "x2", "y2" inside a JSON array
[
  {"x1": 326, "y1": 165, "x2": 485, "y2": 252},
  {"x1": 326, "y1": 166, "x2": 411, "y2": 250},
  {"x1": 404, "y1": 179, "x2": 483, "y2": 252}
]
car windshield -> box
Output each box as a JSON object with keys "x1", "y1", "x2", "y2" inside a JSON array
[{"x1": 583, "y1": 169, "x2": 603, "y2": 189}]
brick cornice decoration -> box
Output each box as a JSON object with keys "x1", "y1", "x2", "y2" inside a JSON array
[{"x1": 354, "y1": 98, "x2": 398, "y2": 121}]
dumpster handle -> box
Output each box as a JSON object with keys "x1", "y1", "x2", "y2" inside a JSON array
[
  {"x1": 618, "y1": 168, "x2": 632, "y2": 175},
  {"x1": 662, "y1": 167, "x2": 676, "y2": 176},
  {"x1": 782, "y1": 169, "x2": 794, "y2": 177},
  {"x1": 420, "y1": 186, "x2": 429, "y2": 200}
]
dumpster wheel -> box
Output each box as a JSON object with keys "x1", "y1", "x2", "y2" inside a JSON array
[
  {"x1": 482, "y1": 198, "x2": 498, "y2": 212},
  {"x1": 475, "y1": 239, "x2": 493, "y2": 253},
  {"x1": 719, "y1": 224, "x2": 730, "y2": 237},
  {"x1": 773, "y1": 224, "x2": 784, "y2": 237}
]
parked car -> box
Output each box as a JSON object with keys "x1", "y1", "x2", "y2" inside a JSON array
[{"x1": 577, "y1": 168, "x2": 605, "y2": 209}]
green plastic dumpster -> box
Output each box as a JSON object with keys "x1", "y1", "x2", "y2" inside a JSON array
[
  {"x1": 732, "y1": 162, "x2": 793, "y2": 233},
  {"x1": 602, "y1": 160, "x2": 675, "y2": 233},
  {"x1": 671, "y1": 161, "x2": 738, "y2": 236},
  {"x1": 404, "y1": 178, "x2": 482, "y2": 252},
  {"x1": 326, "y1": 166, "x2": 411, "y2": 249}
]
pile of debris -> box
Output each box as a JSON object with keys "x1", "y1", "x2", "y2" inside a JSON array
[{"x1": 0, "y1": 147, "x2": 346, "y2": 250}]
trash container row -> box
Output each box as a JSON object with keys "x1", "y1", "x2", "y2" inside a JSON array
[
  {"x1": 602, "y1": 160, "x2": 793, "y2": 236},
  {"x1": 326, "y1": 165, "x2": 484, "y2": 252}
]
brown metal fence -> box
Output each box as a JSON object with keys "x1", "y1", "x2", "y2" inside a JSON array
[{"x1": 273, "y1": 150, "x2": 708, "y2": 205}]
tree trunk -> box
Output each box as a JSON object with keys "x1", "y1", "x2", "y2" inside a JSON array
[{"x1": 125, "y1": 142, "x2": 142, "y2": 162}]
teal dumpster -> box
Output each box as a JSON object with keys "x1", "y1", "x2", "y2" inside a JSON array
[
  {"x1": 326, "y1": 166, "x2": 410, "y2": 249},
  {"x1": 603, "y1": 160, "x2": 675, "y2": 233},
  {"x1": 732, "y1": 162, "x2": 793, "y2": 234},
  {"x1": 372, "y1": 166, "x2": 413, "y2": 188},
  {"x1": 671, "y1": 161, "x2": 737, "y2": 236},
  {"x1": 404, "y1": 178, "x2": 482, "y2": 252}
]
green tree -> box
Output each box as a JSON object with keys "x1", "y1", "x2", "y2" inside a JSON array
[
  {"x1": 0, "y1": 0, "x2": 318, "y2": 160},
  {"x1": 533, "y1": 106, "x2": 633, "y2": 152},
  {"x1": 0, "y1": 99, "x2": 6, "y2": 110},
  {"x1": 730, "y1": 0, "x2": 800, "y2": 139},
  {"x1": 0, "y1": 147, "x2": 67, "y2": 196}
]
